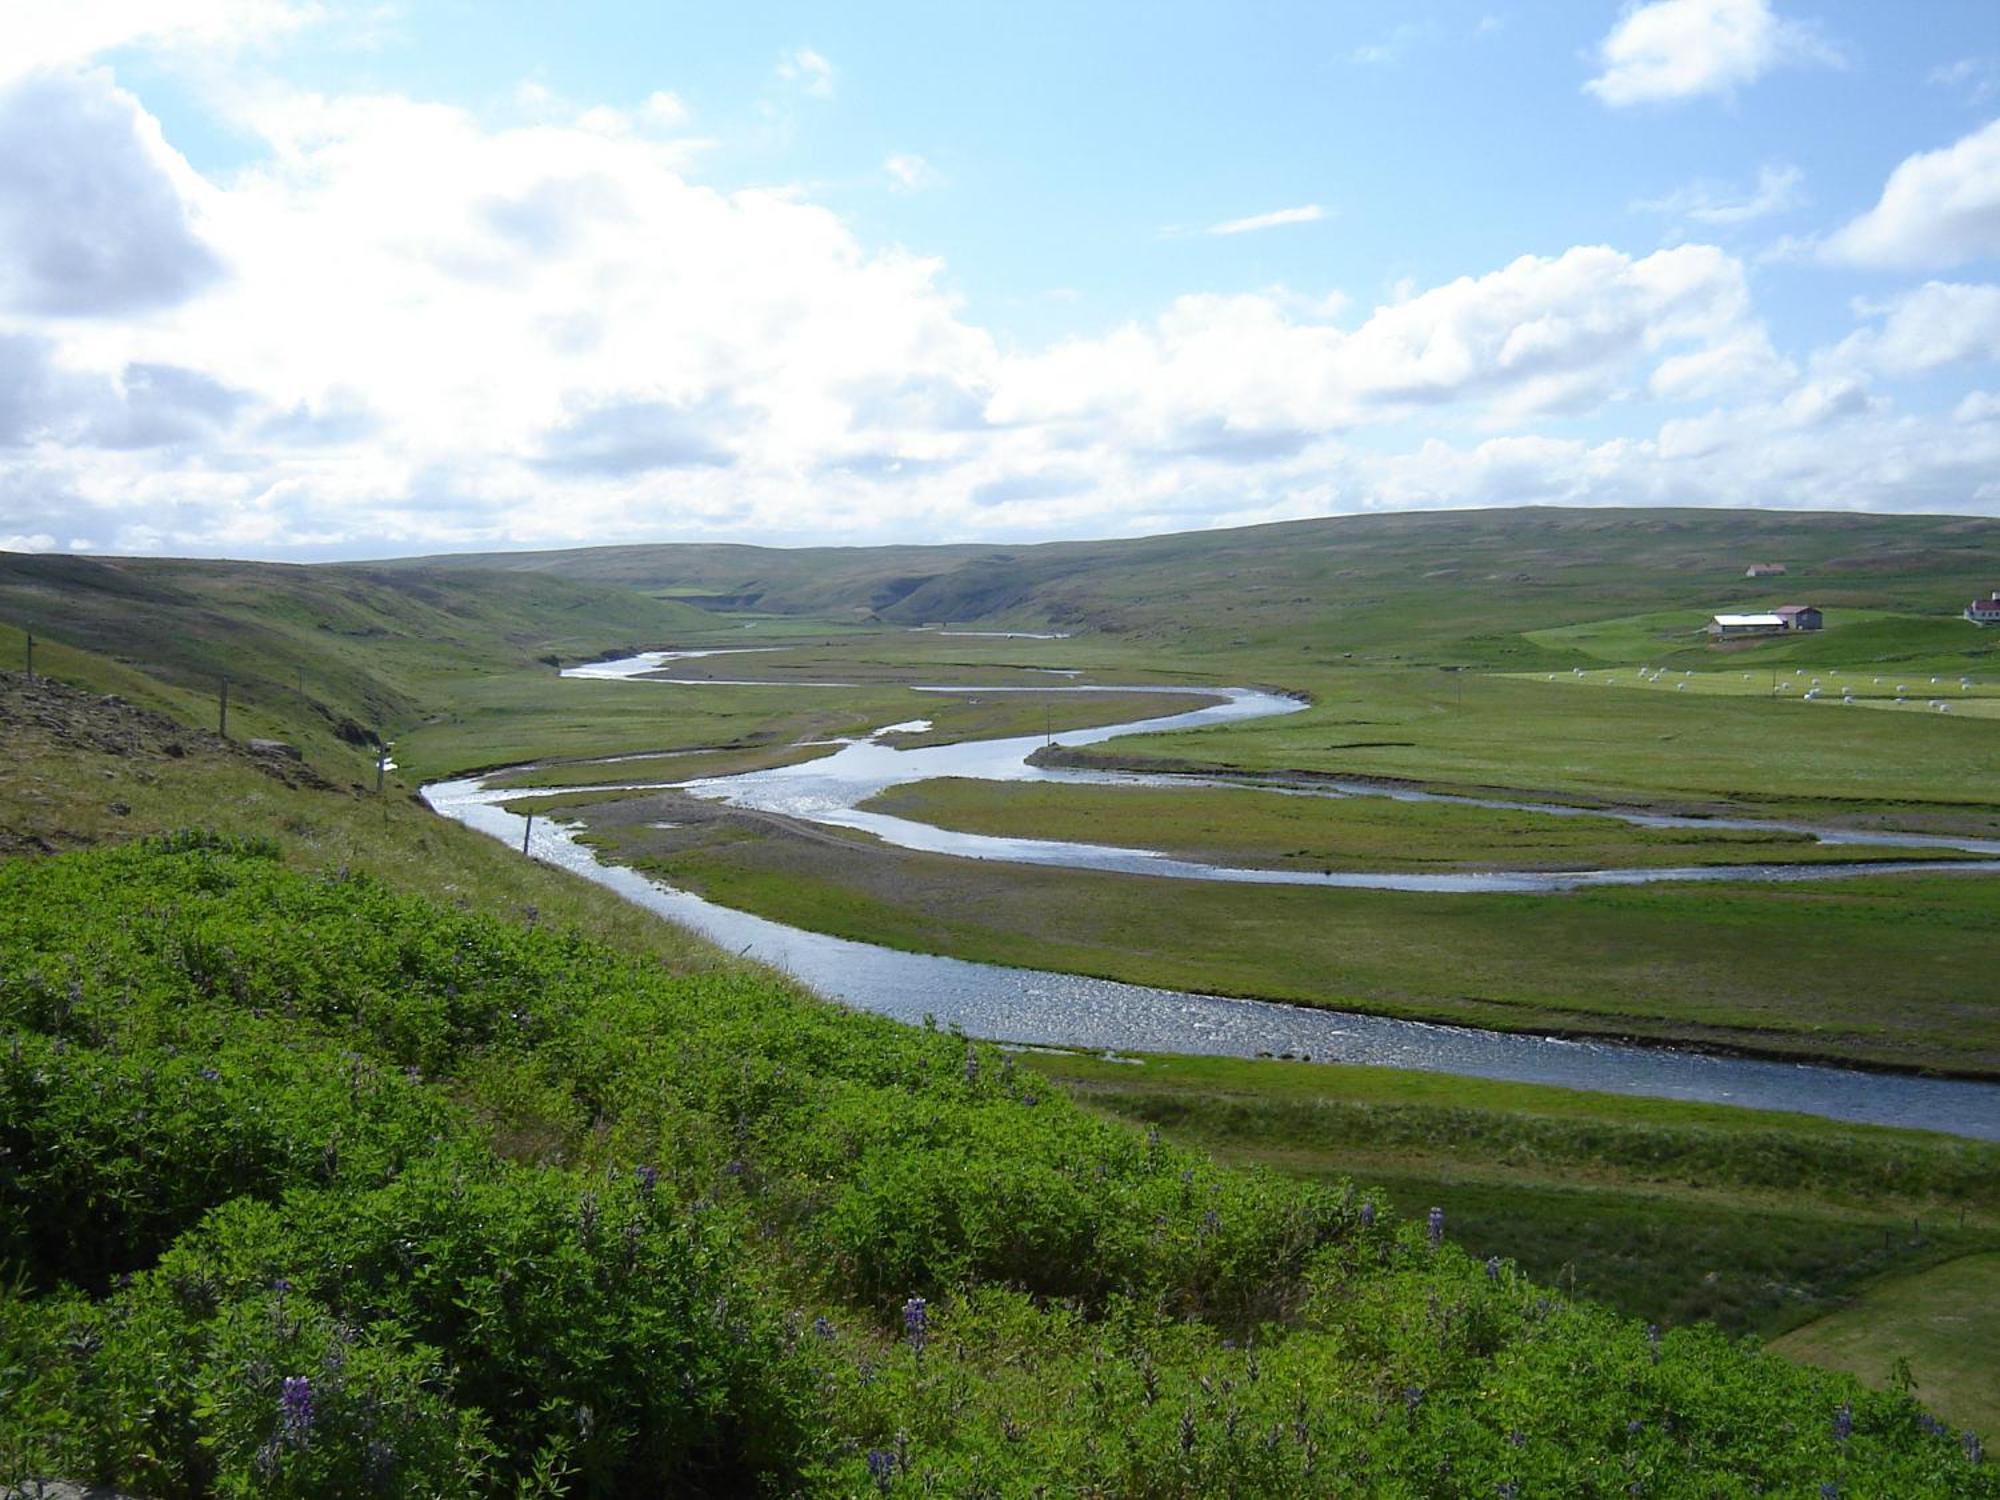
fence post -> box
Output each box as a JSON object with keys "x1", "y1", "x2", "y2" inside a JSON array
[
  {"x1": 218, "y1": 677, "x2": 229, "y2": 738},
  {"x1": 521, "y1": 812, "x2": 535, "y2": 855},
  {"x1": 24, "y1": 632, "x2": 32, "y2": 680}
]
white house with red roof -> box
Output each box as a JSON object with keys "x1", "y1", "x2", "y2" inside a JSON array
[{"x1": 1968, "y1": 591, "x2": 2000, "y2": 625}]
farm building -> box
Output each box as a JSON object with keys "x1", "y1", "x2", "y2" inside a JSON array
[
  {"x1": 1709, "y1": 613, "x2": 1787, "y2": 637},
  {"x1": 1744, "y1": 562, "x2": 1788, "y2": 578},
  {"x1": 1969, "y1": 591, "x2": 2000, "y2": 625},
  {"x1": 1773, "y1": 604, "x2": 1823, "y2": 631}
]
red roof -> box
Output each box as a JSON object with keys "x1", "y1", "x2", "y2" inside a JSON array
[{"x1": 1773, "y1": 604, "x2": 1816, "y2": 616}]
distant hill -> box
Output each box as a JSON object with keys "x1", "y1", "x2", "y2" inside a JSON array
[
  {"x1": 0, "y1": 553, "x2": 718, "y2": 768},
  {"x1": 397, "y1": 506, "x2": 2000, "y2": 660}
]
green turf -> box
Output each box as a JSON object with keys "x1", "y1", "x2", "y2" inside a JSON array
[
  {"x1": 863, "y1": 776, "x2": 1956, "y2": 871},
  {"x1": 1769, "y1": 1254, "x2": 2000, "y2": 1436}
]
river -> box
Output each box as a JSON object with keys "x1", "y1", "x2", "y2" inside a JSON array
[{"x1": 422, "y1": 651, "x2": 2000, "y2": 1140}]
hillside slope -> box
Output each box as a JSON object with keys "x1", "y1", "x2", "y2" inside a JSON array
[
  {"x1": 401, "y1": 507, "x2": 2000, "y2": 658},
  {"x1": 0, "y1": 553, "x2": 721, "y2": 772}
]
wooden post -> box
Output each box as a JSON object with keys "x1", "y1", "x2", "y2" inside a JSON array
[
  {"x1": 521, "y1": 812, "x2": 535, "y2": 855},
  {"x1": 23, "y1": 632, "x2": 32, "y2": 680},
  {"x1": 218, "y1": 677, "x2": 229, "y2": 738}
]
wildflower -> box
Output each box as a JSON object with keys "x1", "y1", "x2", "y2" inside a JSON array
[
  {"x1": 866, "y1": 1448, "x2": 896, "y2": 1492},
  {"x1": 1427, "y1": 1206, "x2": 1445, "y2": 1249},
  {"x1": 1403, "y1": 1386, "x2": 1424, "y2": 1413},
  {"x1": 964, "y1": 1049, "x2": 979, "y2": 1085},
  {"x1": 902, "y1": 1296, "x2": 928, "y2": 1353},
  {"x1": 1360, "y1": 1201, "x2": 1376, "y2": 1229},
  {"x1": 1646, "y1": 1324, "x2": 1661, "y2": 1363},
  {"x1": 633, "y1": 1164, "x2": 658, "y2": 1196},
  {"x1": 1832, "y1": 1404, "x2": 1852, "y2": 1444},
  {"x1": 813, "y1": 1315, "x2": 836, "y2": 1341},
  {"x1": 577, "y1": 1191, "x2": 599, "y2": 1241},
  {"x1": 1484, "y1": 1256, "x2": 1501, "y2": 1282},
  {"x1": 279, "y1": 1375, "x2": 314, "y2": 1445},
  {"x1": 1966, "y1": 1431, "x2": 1984, "y2": 1464},
  {"x1": 723, "y1": 1158, "x2": 746, "y2": 1177},
  {"x1": 198, "y1": 1066, "x2": 221, "y2": 1082},
  {"x1": 1820, "y1": 1485, "x2": 1839, "y2": 1499}
]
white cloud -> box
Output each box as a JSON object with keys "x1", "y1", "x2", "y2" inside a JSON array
[
  {"x1": 1585, "y1": 0, "x2": 1840, "y2": 108},
  {"x1": 0, "y1": 0, "x2": 312, "y2": 85},
  {"x1": 1930, "y1": 57, "x2": 2000, "y2": 107},
  {"x1": 0, "y1": 69, "x2": 225, "y2": 316},
  {"x1": 4, "y1": 18, "x2": 1999, "y2": 557},
  {"x1": 1208, "y1": 205, "x2": 1326, "y2": 236},
  {"x1": 883, "y1": 153, "x2": 944, "y2": 193},
  {"x1": 1635, "y1": 162, "x2": 1805, "y2": 226},
  {"x1": 1821, "y1": 118, "x2": 2000, "y2": 270},
  {"x1": 775, "y1": 47, "x2": 835, "y2": 99},
  {"x1": 992, "y1": 244, "x2": 1771, "y2": 442},
  {"x1": 1825, "y1": 282, "x2": 2000, "y2": 377}
]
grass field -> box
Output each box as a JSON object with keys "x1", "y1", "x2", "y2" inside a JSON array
[
  {"x1": 1022, "y1": 1049, "x2": 2000, "y2": 1342},
  {"x1": 1769, "y1": 1254, "x2": 2000, "y2": 1436},
  {"x1": 862, "y1": 776, "x2": 1959, "y2": 872},
  {"x1": 610, "y1": 808, "x2": 2000, "y2": 1074}
]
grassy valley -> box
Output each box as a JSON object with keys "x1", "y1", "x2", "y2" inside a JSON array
[{"x1": 3, "y1": 506, "x2": 1998, "y2": 1494}]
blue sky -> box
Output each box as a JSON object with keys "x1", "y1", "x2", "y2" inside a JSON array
[{"x1": 2, "y1": 0, "x2": 1998, "y2": 558}]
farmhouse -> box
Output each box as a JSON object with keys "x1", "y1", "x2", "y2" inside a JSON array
[
  {"x1": 1744, "y1": 562, "x2": 1787, "y2": 578},
  {"x1": 1968, "y1": 590, "x2": 2000, "y2": 625},
  {"x1": 1773, "y1": 604, "x2": 1823, "y2": 631},
  {"x1": 1709, "y1": 613, "x2": 1787, "y2": 638}
]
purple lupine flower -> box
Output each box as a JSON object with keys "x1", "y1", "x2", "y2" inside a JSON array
[
  {"x1": 633, "y1": 1164, "x2": 658, "y2": 1196},
  {"x1": 866, "y1": 1448, "x2": 896, "y2": 1492},
  {"x1": 964, "y1": 1049, "x2": 979, "y2": 1085},
  {"x1": 1427, "y1": 1206, "x2": 1445, "y2": 1249},
  {"x1": 1966, "y1": 1431, "x2": 1984, "y2": 1464},
  {"x1": 1402, "y1": 1386, "x2": 1424, "y2": 1413},
  {"x1": 1360, "y1": 1201, "x2": 1376, "y2": 1229},
  {"x1": 1646, "y1": 1324, "x2": 1661, "y2": 1363},
  {"x1": 902, "y1": 1296, "x2": 928, "y2": 1353},
  {"x1": 812, "y1": 1314, "x2": 836, "y2": 1341},
  {"x1": 1484, "y1": 1256, "x2": 1501, "y2": 1282},
  {"x1": 198, "y1": 1066, "x2": 221, "y2": 1082},
  {"x1": 723, "y1": 1158, "x2": 746, "y2": 1177},
  {"x1": 1820, "y1": 1484, "x2": 1839, "y2": 1499},
  {"x1": 1832, "y1": 1404, "x2": 1852, "y2": 1444},
  {"x1": 279, "y1": 1375, "x2": 314, "y2": 1445}
]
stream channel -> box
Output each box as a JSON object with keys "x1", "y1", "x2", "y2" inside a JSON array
[{"x1": 424, "y1": 651, "x2": 2000, "y2": 1140}]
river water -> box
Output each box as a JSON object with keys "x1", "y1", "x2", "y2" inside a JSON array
[{"x1": 422, "y1": 652, "x2": 2000, "y2": 1140}]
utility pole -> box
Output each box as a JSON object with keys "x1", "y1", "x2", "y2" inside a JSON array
[{"x1": 218, "y1": 677, "x2": 229, "y2": 738}]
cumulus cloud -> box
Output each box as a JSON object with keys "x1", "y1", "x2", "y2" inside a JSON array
[
  {"x1": 1821, "y1": 117, "x2": 2000, "y2": 269},
  {"x1": 1208, "y1": 205, "x2": 1325, "y2": 236},
  {"x1": 0, "y1": 69, "x2": 224, "y2": 315},
  {"x1": 992, "y1": 245, "x2": 1773, "y2": 443},
  {"x1": 1825, "y1": 282, "x2": 2000, "y2": 376},
  {"x1": 0, "y1": 0, "x2": 310, "y2": 84},
  {"x1": 2, "y1": 17, "x2": 1997, "y2": 558},
  {"x1": 1586, "y1": 0, "x2": 1840, "y2": 107}
]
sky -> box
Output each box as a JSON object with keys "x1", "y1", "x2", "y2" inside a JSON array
[{"x1": 1, "y1": 0, "x2": 1998, "y2": 561}]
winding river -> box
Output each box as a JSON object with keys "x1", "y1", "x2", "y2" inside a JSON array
[{"x1": 424, "y1": 651, "x2": 2000, "y2": 1140}]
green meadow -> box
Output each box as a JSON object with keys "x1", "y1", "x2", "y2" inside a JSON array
[{"x1": 3, "y1": 506, "x2": 1999, "y2": 1490}]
